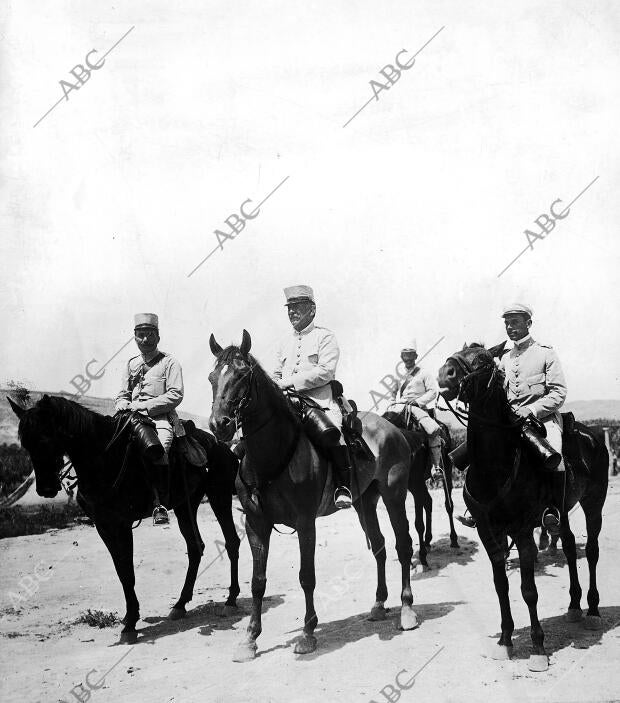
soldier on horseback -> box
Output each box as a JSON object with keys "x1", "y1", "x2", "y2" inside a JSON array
[
  {"x1": 499, "y1": 303, "x2": 566, "y2": 536},
  {"x1": 115, "y1": 313, "x2": 185, "y2": 525},
  {"x1": 273, "y1": 285, "x2": 353, "y2": 509},
  {"x1": 384, "y1": 340, "x2": 444, "y2": 478}
]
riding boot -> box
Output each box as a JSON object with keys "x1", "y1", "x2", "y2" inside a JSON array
[
  {"x1": 429, "y1": 441, "x2": 444, "y2": 481},
  {"x1": 329, "y1": 444, "x2": 353, "y2": 509},
  {"x1": 542, "y1": 472, "x2": 565, "y2": 537},
  {"x1": 150, "y1": 458, "x2": 170, "y2": 526}
]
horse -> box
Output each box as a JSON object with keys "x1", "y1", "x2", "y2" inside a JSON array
[
  {"x1": 208, "y1": 330, "x2": 422, "y2": 661},
  {"x1": 437, "y1": 343, "x2": 608, "y2": 671},
  {"x1": 8, "y1": 394, "x2": 241, "y2": 643},
  {"x1": 383, "y1": 410, "x2": 459, "y2": 564}
]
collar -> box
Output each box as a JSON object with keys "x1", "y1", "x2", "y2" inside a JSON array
[
  {"x1": 141, "y1": 348, "x2": 161, "y2": 363},
  {"x1": 294, "y1": 321, "x2": 315, "y2": 337},
  {"x1": 512, "y1": 334, "x2": 532, "y2": 350},
  {"x1": 404, "y1": 365, "x2": 420, "y2": 377}
]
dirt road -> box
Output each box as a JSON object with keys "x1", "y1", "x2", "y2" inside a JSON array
[{"x1": 2, "y1": 480, "x2": 619, "y2": 703}]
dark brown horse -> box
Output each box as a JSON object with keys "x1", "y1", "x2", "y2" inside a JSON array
[
  {"x1": 9, "y1": 394, "x2": 241, "y2": 643},
  {"x1": 438, "y1": 344, "x2": 608, "y2": 671},
  {"x1": 208, "y1": 331, "x2": 420, "y2": 661}
]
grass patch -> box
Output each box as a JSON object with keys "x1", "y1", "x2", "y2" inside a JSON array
[
  {"x1": 74, "y1": 609, "x2": 121, "y2": 628},
  {"x1": 0, "y1": 502, "x2": 86, "y2": 539}
]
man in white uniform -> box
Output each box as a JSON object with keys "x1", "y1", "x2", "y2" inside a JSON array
[
  {"x1": 385, "y1": 340, "x2": 444, "y2": 476},
  {"x1": 273, "y1": 285, "x2": 352, "y2": 509},
  {"x1": 499, "y1": 303, "x2": 567, "y2": 535},
  {"x1": 115, "y1": 313, "x2": 185, "y2": 525}
]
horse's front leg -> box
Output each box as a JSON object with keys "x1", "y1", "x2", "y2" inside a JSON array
[
  {"x1": 442, "y1": 468, "x2": 459, "y2": 548},
  {"x1": 293, "y1": 519, "x2": 318, "y2": 654},
  {"x1": 515, "y1": 533, "x2": 547, "y2": 671},
  {"x1": 483, "y1": 527, "x2": 514, "y2": 660},
  {"x1": 233, "y1": 515, "x2": 271, "y2": 662},
  {"x1": 95, "y1": 521, "x2": 139, "y2": 643}
]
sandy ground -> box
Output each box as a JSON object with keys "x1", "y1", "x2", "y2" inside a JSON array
[{"x1": 2, "y1": 479, "x2": 620, "y2": 703}]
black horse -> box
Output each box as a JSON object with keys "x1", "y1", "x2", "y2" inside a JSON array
[
  {"x1": 383, "y1": 410, "x2": 459, "y2": 566},
  {"x1": 9, "y1": 394, "x2": 241, "y2": 643},
  {"x1": 438, "y1": 344, "x2": 608, "y2": 671}
]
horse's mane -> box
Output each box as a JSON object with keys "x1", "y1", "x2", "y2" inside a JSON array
[
  {"x1": 216, "y1": 346, "x2": 301, "y2": 425},
  {"x1": 19, "y1": 394, "x2": 105, "y2": 447}
]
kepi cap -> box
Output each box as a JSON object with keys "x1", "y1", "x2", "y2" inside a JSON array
[
  {"x1": 401, "y1": 339, "x2": 418, "y2": 353},
  {"x1": 502, "y1": 303, "x2": 533, "y2": 318},
  {"x1": 134, "y1": 313, "x2": 159, "y2": 329},
  {"x1": 284, "y1": 285, "x2": 314, "y2": 306}
]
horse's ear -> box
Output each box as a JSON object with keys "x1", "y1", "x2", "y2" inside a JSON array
[
  {"x1": 7, "y1": 396, "x2": 25, "y2": 419},
  {"x1": 240, "y1": 329, "x2": 252, "y2": 357},
  {"x1": 462, "y1": 342, "x2": 468, "y2": 351},
  {"x1": 209, "y1": 334, "x2": 223, "y2": 357},
  {"x1": 488, "y1": 341, "x2": 507, "y2": 359}
]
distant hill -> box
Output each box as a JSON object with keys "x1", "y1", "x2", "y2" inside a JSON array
[
  {"x1": 563, "y1": 399, "x2": 620, "y2": 423},
  {"x1": 0, "y1": 388, "x2": 210, "y2": 445}
]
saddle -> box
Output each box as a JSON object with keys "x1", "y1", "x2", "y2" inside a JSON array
[{"x1": 561, "y1": 411, "x2": 594, "y2": 475}]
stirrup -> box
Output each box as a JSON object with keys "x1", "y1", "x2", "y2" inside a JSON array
[
  {"x1": 541, "y1": 507, "x2": 561, "y2": 536},
  {"x1": 334, "y1": 487, "x2": 352, "y2": 510},
  {"x1": 153, "y1": 505, "x2": 170, "y2": 526},
  {"x1": 456, "y1": 513, "x2": 476, "y2": 529}
]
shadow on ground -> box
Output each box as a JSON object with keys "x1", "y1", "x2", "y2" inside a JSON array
[
  {"x1": 113, "y1": 595, "x2": 284, "y2": 646},
  {"x1": 492, "y1": 605, "x2": 620, "y2": 660},
  {"x1": 412, "y1": 535, "x2": 479, "y2": 577},
  {"x1": 258, "y1": 599, "x2": 464, "y2": 660}
]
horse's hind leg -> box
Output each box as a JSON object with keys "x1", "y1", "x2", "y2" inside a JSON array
[
  {"x1": 423, "y1": 486, "x2": 433, "y2": 548},
  {"x1": 233, "y1": 517, "x2": 271, "y2": 662},
  {"x1": 293, "y1": 519, "x2": 318, "y2": 654},
  {"x1": 582, "y1": 500, "x2": 604, "y2": 629},
  {"x1": 515, "y1": 533, "x2": 548, "y2": 671},
  {"x1": 208, "y1": 491, "x2": 242, "y2": 609},
  {"x1": 412, "y1": 490, "x2": 429, "y2": 569},
  {"x1": 169, "y1": 495, "x2": 206, "y2": 619},
  {"x1": 559, "y1": 514, "x2": 583, "y2": 622},
  {"x1": 382, "y1": 494, "x2": 417, "y2": 630},
  {"x1": 353, "y1": 486, "x2": 388, "y2": 619},
  {"x1": 95, "y1": 521, "x2": 139, "y2": 643}
]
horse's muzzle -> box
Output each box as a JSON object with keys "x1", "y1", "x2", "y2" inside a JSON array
[{"x1": 209, "y1": 416, "x2": 235, "y2": 442}]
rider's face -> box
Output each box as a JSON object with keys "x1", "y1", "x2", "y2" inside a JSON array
[
  {"x1": 287, "y1": 301, "x2": 315, "y2": 332},
  {"x1": 504, "y1": 314, "x2": 531, "y2": 342},
  {"x1": 400, "y1": 352, "x2": 418, "y2": 370},
  {"x1": 134, "y1": 327, "x2": 159, "y2": 354}
]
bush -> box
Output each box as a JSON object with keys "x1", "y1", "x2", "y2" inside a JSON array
[
  {"x1": 0, "y1": 502, "x2": 85, "y2": 539},
  {"x1": 0, "y1": 444, "x2": 33, "y2": 499},
  {"x1": 74, "y1": 609, "x2": 121, "y2": 628}
]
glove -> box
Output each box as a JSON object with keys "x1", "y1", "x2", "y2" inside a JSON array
[{"x1": 515, "y1": 406, "x2": 534, "y2": 419}]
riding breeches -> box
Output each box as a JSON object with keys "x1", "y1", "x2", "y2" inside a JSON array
[
  {"x1": 540, "y1": 415, "x2": 565, "y2": 472},
  {"x1": 388, "y1": 402, "x2": 441, "y2": 446},
  {"x1": 154, "y1": 417, "x2": 174, "y2": 458}
]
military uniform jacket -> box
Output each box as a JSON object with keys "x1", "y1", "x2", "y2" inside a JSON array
[
  {"x1": 115, "y1": 350, "x2": 184, "y2": 430},
  {"x1": 274, "y1": 322, "x2": 339, "y2": 407},
  {"x1": 391, "y1": 366, "x2": 438, "y2": 410},
  {"x1": 498, "y1": 335, "x2": 567, "y2": 421}
]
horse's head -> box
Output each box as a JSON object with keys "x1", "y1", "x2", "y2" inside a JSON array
[
  {"x1": 9, "y1": 395, "x2": 64, "y2": 498},
  {"x1": 208, "y1": 330, "x2": 254, "y2": 442},
  {"x1": 438, "y1": 342, "x2": 507, "y2": 403}
]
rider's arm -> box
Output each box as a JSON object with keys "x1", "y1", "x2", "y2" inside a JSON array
[
  {"x1": 529, "y1": 348, "x2": 567, "y2": 419},
  {"x1": 413, "y1": 370, "x2": 439, "y2": 409},
  {"x1": 292, "y1": 331, "x2": 340, "y2": 391},
  {"x1": 114, "y1": 361, "x2": 132, "y2": 412},
  {"x1": 139, "y1": 357, "x2": 184, "y2": 417}
]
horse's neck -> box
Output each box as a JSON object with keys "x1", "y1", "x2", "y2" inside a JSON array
[
  {"x1": 243, "y1": 384, "x2": 299, "y2": 476},
  {"x1": 63, "y1": 408, "x2": 114, "y2": 462}
]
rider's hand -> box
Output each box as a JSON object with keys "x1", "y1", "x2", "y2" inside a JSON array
[
  {"x1": 276, "y1": 379, "x2": 293, "y2": 391},
  {"x1": 515, "y1": 406, "x2": 534, "y2": 419},
  {"x1": 128, "y1": 401, "x2": 146, "y2": 412}
]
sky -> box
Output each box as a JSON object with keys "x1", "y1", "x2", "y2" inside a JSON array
[{"x1": 1, "y1": 0, "x2": 619, "y2": 418}]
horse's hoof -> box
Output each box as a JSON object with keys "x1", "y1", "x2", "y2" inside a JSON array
[
  {"x1": 400, "y1": 606, "x2": 419, "y2": 631},
  {"x1": 424, "y1": 542, "x2": 432, "y2": 551},
  {"x1": 491, "y1": 645, "x2": 513, "y2": 661},
  {"x1": 422, "y1": 564, "x2": 432, "y2": 572},
  {"x1": 450, "y1": 542, "x2": 459, "y2": 549},
  {"x1": 218, "y1": 604, "x2": 239, "y2": 617},
  {"x1": 584, "y1": 615, "x2": 603, "y2": 630},
  {"x1": 369, "y1": 604, "x2": 387, "y2": 621},
  {"x1": 528, "y1": 654, "x2": 549, "y2": 672},
  {"x1": 293, "y1": 634, "x2": 317, "y2": 655},
  {"x1": 548, "y1": 545, "x2": 557, "y2": 556},
  {"x1": 565, "y1": 608, "x2": 583, "y2": 623},
  {"x1": 168, "y1": 607, "x2": 186, "y2": 621},
  {"x1": 232, "y1": 641, "x2": 257, "y2": 663},
  {"x1": 120, "y1": 630, "x2": 138, "y2": 645}
]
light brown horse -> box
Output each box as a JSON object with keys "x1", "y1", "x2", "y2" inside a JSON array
[{"x1": 208, "y1": 331, "x2": 420, "y2": 661}]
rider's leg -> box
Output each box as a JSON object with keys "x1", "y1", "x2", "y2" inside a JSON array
[
  {"x1": 151, "y1": 421, "x2": 173, "y2": 525},
  {"x1": 323, "y1": 403, "x2": 353, "y2": 509},
  {"x1": 409, "y1": 407, "x2": 443, "y2": 478},
  {"x1": 540, "y1": 417, "x2": 564, "y2": 537}
]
